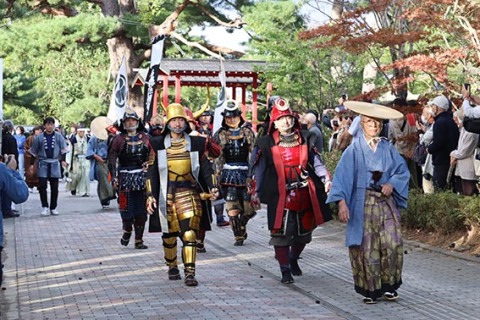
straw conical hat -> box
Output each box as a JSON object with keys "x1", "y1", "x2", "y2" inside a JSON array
[
  {"x1": 344, "y1": 101, "x2": 403, "y2": 120},
  {"x1": 90, "y1": 116, "x2": 113, "y2": 140}
]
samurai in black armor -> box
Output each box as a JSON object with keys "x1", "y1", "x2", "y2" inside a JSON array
[
  {"x1": 213, "y1": 101, "x2": 256, "y2": 246},
  {"x1": 107, "y1": 109, "x2": 155, "y2": 250}
]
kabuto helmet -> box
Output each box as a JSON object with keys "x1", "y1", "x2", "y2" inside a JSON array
[
  {"x1": 221, "y1": 100, "x2": 245, "y2": 128},
  {"x1": 267, "y1": 96, "x2": 299, "y2": 134},
  {"x1": 162, "y1": 103, "x2": 191, "y2": 135},
  {"x1": 269, "y1": 97, "x2": 292, "y2": 122},
  {"x1": 119, "y1": 107, "x2": 145, "y2": 133},
  {"x1": 184, "y1": 107, "x2": 199, "y2": 129}
]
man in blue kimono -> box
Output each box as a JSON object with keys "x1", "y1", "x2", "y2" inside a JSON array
[
  {"x1": 0, "y1": 155, "x2": 29, "y2": 286},
  {"x1": 327, "y1": 101, "x2": 410, "y2": 304}
]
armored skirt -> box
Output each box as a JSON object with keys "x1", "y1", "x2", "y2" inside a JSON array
[{"x1": 117, "y1": 170, "x2": 147, "y2": 220}]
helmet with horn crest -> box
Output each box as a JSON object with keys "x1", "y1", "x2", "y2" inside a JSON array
[{"x1": 193, "y1": 87, "x2": 211, "y2": 119}]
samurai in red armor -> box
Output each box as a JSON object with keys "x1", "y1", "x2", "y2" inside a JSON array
[
  {"x1": 213, "y1": 101, "x2": 256, "y2": 246},
  {"x1": 107, "y1": 108, "x2": 155, "y2": 250},
  {"x1": 252, "y1": 96, "x2": 332, "y2": 283}
]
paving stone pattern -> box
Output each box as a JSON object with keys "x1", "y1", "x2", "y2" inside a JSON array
[{"x1": 1, "y1": 182, "x2": 479, "y2": 320}]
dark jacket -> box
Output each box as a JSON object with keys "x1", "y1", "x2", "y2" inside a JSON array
[
  {"x1": 2, "y1": 131, "x2": 19, "y2": 165},
  {"x1": 428, "y1": 112, "x2": 459, "y2": 166}
]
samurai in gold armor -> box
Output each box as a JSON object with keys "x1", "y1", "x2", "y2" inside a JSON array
[{"x1": 147, "y1": 104, "x2": 218, "y2": 286}]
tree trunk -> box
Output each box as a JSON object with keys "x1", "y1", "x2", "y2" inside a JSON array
[
  {"x1": 331, "y1": 0, "x2": 344, "y2": 21},
  {"x1": 330, "y1": 0, "x2": 344, "y2": 83},
  {"x1": 99, "y1": 0, "x2": 144, "y2": 113},
  {"x1": 362, "y1": 61, "x2": 377, "y2": 94},
  {"x1": 391, "y1": 66, "x2": 409, "y2": 100}
]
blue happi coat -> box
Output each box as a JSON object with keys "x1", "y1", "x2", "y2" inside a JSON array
[
  {"x1": 326, "y1": 136, "x2": 409, "y2": 247},
  {"x1": 0, "y1": 163, "x2": 29, "y2": 247},
  {"x1": 30, "y1": 131, "x2": 69, "y2": 178}
]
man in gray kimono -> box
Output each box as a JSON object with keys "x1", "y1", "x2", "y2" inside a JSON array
[{"x1": 30, "y1": 117, "x2": 69, "y2": 216}]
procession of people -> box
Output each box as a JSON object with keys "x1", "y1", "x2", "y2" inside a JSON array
[{"x1": 2, "y1": 85, "x2": 479, "y2": 307}]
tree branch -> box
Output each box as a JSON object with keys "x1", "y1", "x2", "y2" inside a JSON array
[
  {"x1": 191, "y1": 2, "x2": 246, "y2": 29},
  {"x1": 170, "y1": 31, "x2": 223, "y2": 60}
]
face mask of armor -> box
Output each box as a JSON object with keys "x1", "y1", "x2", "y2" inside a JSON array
[
  {"x1": 167, "y1": 123, "x2": 187, "y2": 134},
  {"x1": 124, "y1": 123, "x2": 139, "y2": 132}
]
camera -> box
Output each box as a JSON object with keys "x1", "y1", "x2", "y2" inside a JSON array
[{"x1": 464, "y1": 83, "x2": 471, "y2": 95}]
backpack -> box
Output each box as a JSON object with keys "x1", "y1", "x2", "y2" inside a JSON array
[
  {"x1": 412, "y1": 142, "x2": 428, "y2": 166},
  {"x1": 463, "y1": 116, "x2": 480, "y2": 134}
]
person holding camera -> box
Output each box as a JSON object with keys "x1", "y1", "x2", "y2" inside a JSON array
[
  {"x1": 0, "y1": 155, "x2": 29, "y2": 286},
  {"x1": 2, "y1": 120, "x2": 20, "y2": 219},
  {"x1": 462, "y1": 85, "x2": 480, "y2": 118}
]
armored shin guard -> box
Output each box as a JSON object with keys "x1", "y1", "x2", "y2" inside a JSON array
[
  {"x1": 240, "y1": 210, "x2": 257, "y2": 227},
  {"x1": 134, "y1": 219, "x2": 146, "y2": 241},
  {"x1": 133, "y1": 218, "x2": 148, "y2": 249},
  {"x1": 121, "y1": 219, "x2": 133, "y2": 246},
  {"x1": 162, "y1": 235, "x2": 178, "y2": 268},
  {"x1": 229, "y1": 214, "x2": 247, "y2": 245},
  {"x1": 181, "y1": 230, "x2": 197, "y2": 278}
]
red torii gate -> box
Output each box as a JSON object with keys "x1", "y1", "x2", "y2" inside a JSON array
[{"x1": 132, "y1": 59, "x2": 268, "y2": 126}]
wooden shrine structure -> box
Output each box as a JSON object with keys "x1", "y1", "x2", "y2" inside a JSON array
[{"x1": 132, "y1": 59, "x2": 268, "y2": 125}]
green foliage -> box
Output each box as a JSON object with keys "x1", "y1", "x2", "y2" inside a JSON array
[
  {"x1": 322, "y1": 149, "x2": 342, "y2": 177},
  {"x1": 458, "y1": 196, "x2": 480, "y2": 226},
  {"x1": 402, "y1": 189, "x2": 478, "y2": 234},
  {"x1": 1, "y1": 13, "x2": 113, "y2": 125},
  {"x1": 242, "y1": 0, "x2": 363, "y2": 111}
]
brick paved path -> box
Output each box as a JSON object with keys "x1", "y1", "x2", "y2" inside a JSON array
[{"x1": 1, "y1": 182, "x2": 479, "y2": 319}]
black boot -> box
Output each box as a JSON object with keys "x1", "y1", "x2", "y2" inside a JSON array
[
  {"x1": 196, "y1": 240, "x2": 206, "y2": 253},
  {"x1": 168, "y1": 267, "x2": 181, "y2": 280},
  {"x1": 290, "y1": 258, "x2": 303, "y2": 276},
  {"x1": 281, "y1": 269, "x2": 294, "y2": 284},
  {"x1": 135, "y1": 240, "x2": 148, "y2": 249},
  {"x1": 184, "y1": 274, "x2": 198, "y2": 286},
  {"x1": 120, "y1": 232, "x2": 131, "y2": 246},
  {"x1": 121, "y1": 219, "x2": 133, "y2": 246}
]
